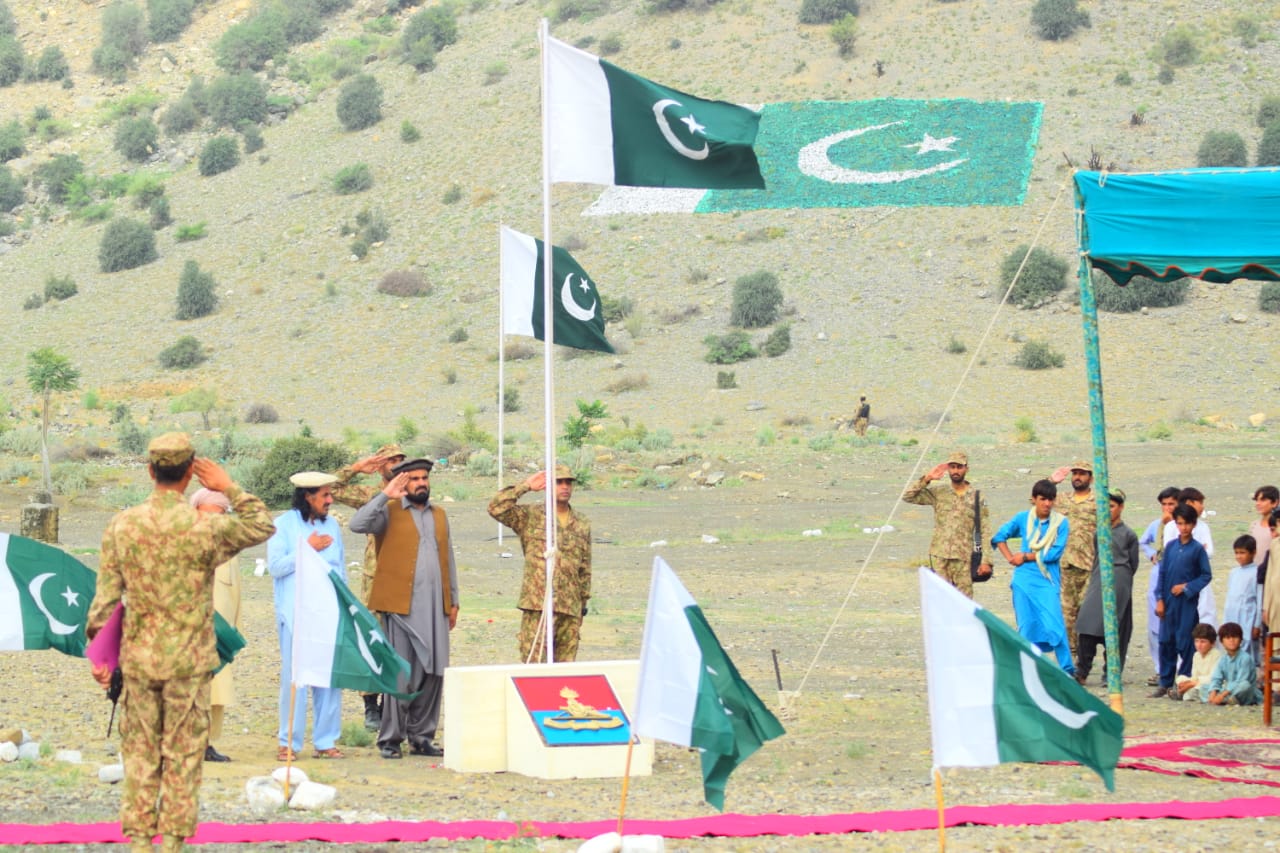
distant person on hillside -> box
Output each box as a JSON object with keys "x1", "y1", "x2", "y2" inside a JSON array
[
  {"x1": 1048, "y1": 460, "x2": 1097, "y2": 663},
  {"x1": 1140, "y1": 486, "x2": 1180, "y2": 686},
  {"x1": 1153, "y1": 503, "x2": 1212, "y2": 699},
  {"x1": 1162, "y1": 487, "x2": 1216, "y2": 629},
  {"x1": 1175, "y1": 622, "x2": 1220, "y2": 703},
  {"x1": 1075, "y1": 488, "x2": 1139, "y2": 686},
  {"x1": 902, "y1": 450, "x2": 994, "y2": 598},
  {"x1": 1206, "y1": 622, "x2": 1262, "y2": 706},
  {"x1": 991, "y1": 479, "x2": 1074, "y2": 675},
  {"x1": 853, "y1": 395, "x2": 870, "y2": 437},
  {"x1": 1223, "y1": 534, "x2": 1262, "y2": 665}
]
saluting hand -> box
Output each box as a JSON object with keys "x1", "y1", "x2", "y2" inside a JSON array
[
  {"x1": 383, "y1": 471, "x2": 410, "y2": 499},
  {"x1": 525, "y1": 471, "x2": 548, "y2": 492},
  {"x1": 926, "y1": 462, "x2": 948, "y2": 481},
  {"x1": 193, "y1": 457, "x2": 233, "y2": 493}
]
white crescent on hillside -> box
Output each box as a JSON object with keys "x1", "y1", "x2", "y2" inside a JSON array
[
  {"x1": 653, "y1": 99, "x2": 710, "y2": 161},
  {"x1": 798, "y1": 121, "x2": 967, "y2": 184},
  {"x1": 561, "y1": 274, "x2": 597, "y2": 322},
  {"x1": 1020, "y1": 650, "x2": 1097, "y2": 729},
  {"x1": 28, "y1": 573, "x2": 79, "y2": 636},
  {"x1": 350, "y1": 605, "x2": 383, "y2": 674}
]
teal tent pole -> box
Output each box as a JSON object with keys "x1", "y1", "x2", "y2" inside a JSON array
[{"x1": 1075, "y1": 177, "x2": 1123, "y2": 714}]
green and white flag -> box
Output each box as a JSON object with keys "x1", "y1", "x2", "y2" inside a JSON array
[
  {"x1": 500, "y1": 225, "x2": 614, "y2": 354},
  {"x1": 545, "y1": 34, "x2": 764, "y2": 189},
  {"x1": 292, "y1": 543, "x2": 414, "y2": 699},
  {"x1": 0, "y1": 532, "x2": 96, "y2": 657},
  {"x1": 634, "y1": 556, "x2": 785, "y2": 811},
  {"x1": 919, "y1": 568, "x2": 1124, "y2": 790}
]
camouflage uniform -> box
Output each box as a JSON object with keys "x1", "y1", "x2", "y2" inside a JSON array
[
  {"x1": 903, "y1": 474, "x2": 995, "y2": 598},
  {"x1": 488, "y1": 481, "x2": 592, "y2": 663},
  {"x1": 87, "y1": 434, "x2": 273, "y2": 848},
  {"x1": 331, "y1": 468, "x2": 382, "y2": 605},
  {"x1": 1056, "y1": 490, "x2": 1098, "y2": 657}
]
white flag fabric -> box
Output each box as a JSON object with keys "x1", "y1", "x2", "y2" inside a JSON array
[{"x1": 291, "y1": 542, "x2": 341, "y2": 689}]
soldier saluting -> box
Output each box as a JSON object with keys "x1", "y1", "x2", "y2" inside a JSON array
[{"x1": 903, "y1": 450, "x2": 994, "y2": 598}]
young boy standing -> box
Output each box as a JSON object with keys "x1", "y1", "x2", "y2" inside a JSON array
[
  {"x1": 1207, "y1": 622, "x2": 1263, "y2": 706},
  {"x1": 1141, "y1": 487, "x2": 1180, "y2": 686},
  {"x1": 1075, "y1": 489, "x2": 1140, "y2": 685},
  {"x1": 1153, "y1": 504, "x2": 1212, "y2": 698},
  {"x1": 1223, "y1": 535, "x2": 1262, "y2": 664},
  {"x1": 1175, "y1": 623, "x2": 1221, "y2": 702}
]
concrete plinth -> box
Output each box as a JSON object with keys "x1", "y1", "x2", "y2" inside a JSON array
[{"x1": 20, "y1": 492, "x2": 58, "y2": 543}]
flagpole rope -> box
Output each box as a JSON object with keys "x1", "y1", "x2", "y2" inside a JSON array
[{"x1": 790, "y1": 179, "x2": 1072, "y2": 698}]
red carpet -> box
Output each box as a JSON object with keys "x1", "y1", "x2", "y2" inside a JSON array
[
  {"x1": 6, "y1": 796, "x2": 1280, "y2": 844},
  {"x1": 1118, "y1": 738, "x2": 1280, "y2": 787}
]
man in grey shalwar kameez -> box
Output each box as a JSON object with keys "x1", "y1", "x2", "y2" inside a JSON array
[{"x1": 350, "y1": 457, "x2": 459, "y2": 759}]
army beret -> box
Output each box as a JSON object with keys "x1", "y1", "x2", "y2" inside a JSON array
[
  {"x1": 290, "y1": 471, "x2": 339, "y2": 488},
  {"x1": 392, "y1": 457, "x2": 434, "y2": 474},
  {"x1": 148, "y1": 432, "x2": 195, "y2": 466}
]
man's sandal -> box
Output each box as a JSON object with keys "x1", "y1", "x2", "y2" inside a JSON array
[
  {"x1": 276, "y1": 746, "x2": 297, "y2": 762},
  {"x1": 313, "y1": 747, "x2": 345, "y2": 759}
]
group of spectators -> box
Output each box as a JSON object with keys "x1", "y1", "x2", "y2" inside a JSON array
[{"x1": 907, "y1": 453, "x2": 1280, "y2": 707}]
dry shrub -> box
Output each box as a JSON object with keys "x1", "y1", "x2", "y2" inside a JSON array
[
  {"x1": 660, "y1": 303, "x2": 701, "y2": 324},
  {"x1": 244, "y1": 402, "x2": 279, "y2": 423},
  {"x1": 780, "y1": 414, "x2": 811, "y2": 426},
  {"x1": 472, "y1": 187, "x2": 497, "y2": 206},
  {"x1": 54, "y1": 442, "x2": 113, "y2": 462},
  {"x1": 505, "y1": 340, "x2": 537, "y2": 360},
  {"x1": 605, "y1": 372, "x2": 649, "y2": 394},
  {"x1": 377, "y1": 269, "x2": 431, "y2": 297}
]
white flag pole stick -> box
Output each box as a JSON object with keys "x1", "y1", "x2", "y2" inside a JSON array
[
  {"x1": 496, "y1": 225, "x2": 505, "y2": 547},
  {"x1": 538, "y1": 17, "x2": 557, "y2": 665},
  {"x1": 933, "y1": 767, "x2": 946, "y2": 852},
  {"x1": 616, "y1": 737, "x2": 636, "y2": 839},
  {"x1": 286, "y1": 541, "x2": 302, "y2": 798}
]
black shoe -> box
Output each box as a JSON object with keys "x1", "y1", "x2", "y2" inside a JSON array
[
  {"x1": 1149, "y1": 686, "x2": 1170, "y2": 698},
  {"x1": 204, "y1": 745, "x2": 231, "y2": 762},
  {"x1": 379, "y1": 744, "x2": 402, "y2": 760},
  {"x1": 363, "y1": 695, "x2": 382, "y2": 732},
  {"x1": 409, "y1": 740, "x2": 444, "y2": 757}
]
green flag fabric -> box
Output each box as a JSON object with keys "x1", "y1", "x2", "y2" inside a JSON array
[
  {"x1": 546, "y1": 34, "x2": 764, "y2": 189},
  {"x1": 500, "y1": 225, "x2": 614, "y2": 354},
  {"x1": 0, "y1": 532, "x2": 96, "y2": 657}
]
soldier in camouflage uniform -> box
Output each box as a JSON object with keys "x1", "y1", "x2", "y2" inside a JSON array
[
  {"x1": 1050, "y1": 460, "x2": 1098, "y2": 665},
  {"x1": 88, "y1": 433, "x2": 274, "y2": 853},
  {"x1": 903, "y1": 450, "x2": 994, "y2": 598},
  {"x1": 488, "y1": 464, "x2": 592, "y2": 662},
  {"x1": 331, "y1": 443, "x2": 406, "y2": 731}
]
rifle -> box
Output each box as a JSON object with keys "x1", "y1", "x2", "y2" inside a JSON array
[{"x1": 106, "y1": 667, "x2": 123, "y2": 737}]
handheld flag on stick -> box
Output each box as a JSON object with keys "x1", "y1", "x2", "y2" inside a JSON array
[
  {"x1": 545, "y1": 34, "x2": 764, "y2": 189},
  {"x1": 919, "y1": 568, "x2": 1123, "y2": 790},
  {"x1": 500, "y1": 225, "x2": 614, "y2": 354},
  {"x1": 292, "y1": 543, "x2": 414, "y2": 699},
  {"x1": 0, "y1": 532, "x2": 99, "y2": 657},
  {"x1": 633, "y1": 556, "x2": 785, "y2": 810}
]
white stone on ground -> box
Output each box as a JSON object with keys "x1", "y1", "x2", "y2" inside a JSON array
[
  {"x1": 288, "y1": 780, "x2": 337, "y2": 810},
  {"x1": 245, "y1": 777, "x2": 286, "y2": 811},
  {"x1": 0, "y1": 742, "x2": 17, "y2": 762},
  {"x1": 271, "y1": 766, "x2": 307, "y2": 786},
  {"x1": 54, "y1": 749, "x2": 82, "y2": 764},
  {"x1": 99, "y1": 763, "x2": 125, "y2": 783},
  {"x1": 577, "y1": 832, "x2": 665, "y2": 853}
]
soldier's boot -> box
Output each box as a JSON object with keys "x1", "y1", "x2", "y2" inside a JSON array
[
  {"x1": 159, "y1": 835, "x2": 185, "y2": 853},
  {"x1": 363, "y1": 694, "x2": 381, "y2": 732},
  {"x1": 128, "y1": 836, "x2": 152, "y2": 853}
]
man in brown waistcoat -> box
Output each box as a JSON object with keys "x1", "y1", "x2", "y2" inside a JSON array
[{"x1": 349, "y1": 457, "x2": 458, "y2": 760}]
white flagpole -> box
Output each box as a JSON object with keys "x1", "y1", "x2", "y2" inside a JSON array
[
  {"x1": 496, "y1": 225, "x2": 505, "y2": 547},
  {"x1": 538, "y1": 17, "x2": 557, "y2": 664}
]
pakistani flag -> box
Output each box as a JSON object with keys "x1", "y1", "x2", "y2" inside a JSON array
[
  {"x1": 500, "y1": 226, "x2": 614, "y2": 354},
  {"x1": 292, "y1": 543, "x2": 414, "y2": 699},
  {"x1": 545, "y1": 34, "x2": 764, "y2": 189},
  {"x1": 634, "y1": 556, "x2": 785, "y2": 811},
  {"x1": 919, "y1": 568, "x2": 1124, "y2": 790},
  {"x1": 0, "y1": 532, "x2": 96, "y2": 657}
]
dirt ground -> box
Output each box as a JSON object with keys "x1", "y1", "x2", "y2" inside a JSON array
[{"x1": 3, "y1": 435, "x2": 1280, "y2": 851}]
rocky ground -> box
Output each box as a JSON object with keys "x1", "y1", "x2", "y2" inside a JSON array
[{"x1": 4, "y1": 436, "x2": 1280, "y2": 850}]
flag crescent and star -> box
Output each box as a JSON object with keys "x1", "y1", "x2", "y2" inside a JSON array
[
  {"x1": 560, "y1": 273, "x2": 597, "y2": 321},
  {"x1": 28, "y1": 572, "x2": 80, "y2": 636},
  {"x1": 350, "y1": 603, "x2": 384, "y2": 674}
]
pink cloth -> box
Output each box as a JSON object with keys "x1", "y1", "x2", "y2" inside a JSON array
[{"x1": 83, "y1": 602, "x2": 123, "y2": 671}]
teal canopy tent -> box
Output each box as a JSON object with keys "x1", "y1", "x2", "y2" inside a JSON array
[{"x1": 1072, "y1": 167, "x2": 1280, "y2": 710}]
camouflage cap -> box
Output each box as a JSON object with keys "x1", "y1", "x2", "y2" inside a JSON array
[
  {"x1": 148, "y1": 432, "x2": 195, "y2": 466},
  {"x1": 1070, "y1": 459, "x2": 1094, "y2": 473},
  {"x1": 290, "y1": 471, "x2": 339, "y2": 488},
  {"x1": 391, "y1": 457, "x2": 434, "y2": 474},
  {"x1": 1109, "y1": 487, "x2": 1126, "y2": 504},
  {"x1": 945, "y1": 451, "x2": 968, "y2": 466},
  {"x1": 375, "y1": 443, "x2": 406, "y2": 460},
  {"x1": 553, "y1": 464, "x2": 577, "y2": 482}
]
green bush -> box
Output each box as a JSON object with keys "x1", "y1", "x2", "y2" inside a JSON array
[
  {"x1": 1259, "y1": 122, "x2": 1280, "y2": 168},
  {"x1": 716, "y1": 370, "x2": 736, "y2": 389},
  {"x1": 114, "y1": 116, "x2": 159, "y2": 162},
  {"x1": 185, "y1": 76, "x2": 209, "y2": 114},
  {"x1": 1094, "y1": 272, "x2": 1191, "y2": 312},
  {"x1": 31, "y1": 46, "x2": 70, "y2": 82},
  {"x1": 763, "y1": 323, "x2": 791, "y2": 357},
  {"x1": 502, "y1": 387, "x2": 520, "y2": 413},
  {"x1": 946, "y1": 335, "x2": 966, "y2": 354},
  {"x1": 175, "y1": 221, "x2": 206, "y2": 241},
  {"x1": 1030, "y1": 0, "x2": 1089, "y2": 41},
  {"x1": 336, "y1": 74, "x2": 382, "y2": 130},
  {"x1": 1156, "y1": 66, "x2": 1175, "y2": 85},
  {"x1": 599, "y1": 34, "x2": 622, "y2": 55},
  {"x1": 0, "y1": 164, "x2": 21, "y2": 212},
  {"x1": 157, "y1": 335, "x2": 207, "y2": 369},
  {"x1": 441, "y1": 183, "x2": 462, "y2": 204},
  {"x1": 0, "y1": 35, "x2": 22, "y2": 86},
  {"x1": 550, "y1": 0, "x2": 608, "y2": 23},
  {"x1": 161, "y1": 97, "x2": 200, "y2": 135},
  {"x1": 1014, "y1": 339, "x2": 1065, "y2": 370},
  {"x1": 729, "y1": 270, "x2": 783, "y2": 328},
  {"x1": 401, "y1": 5, "x2": 458, "y2": 71},
  {"x1": 799, "y1": 0, "x2": 858, "y2": 25},
  {"x1": 1259, "y1": 282, "x2": 1280, "y2": 314},
  {"x1": 149, "y1": 194, "x2": 171, "y2": 228},
  {"x1": 215, "y1": 13, "x2": 286, "y2": 71},
  {"x1": 198, "y1": 136, "x2": 240, "y2": 176},
  {"x1": 1114, "y1": 70, "x2": 1132, "y2": 86},
  {"x1": 355, "y1": 206, "x2": 388, "y2": 242},
  {"x1": 206, "y1": 73, "x2": 268, "y2": 126},
  {"x1": 0, "y1": 1, "x2": 12, "y2": 36},
  {"x1": 0, "y1": 118, "x2": 22, "y2": 161},
  {"x1": 116, "y1": 415, "x2": 151, "y2": 455},
  {"x1": 247, "y1": 435, "x2": 350, "y2": 508},
  {"x1": 704, "y1": 331, "x2": 758, "y2": 364},
  {"x1": 333, "y1": 162, "x2": 373, "y2": 194},
  {"x1": 93, "y1": 1, "x2": 148, "y2": 79},
  {"x1": 1158, "y1": 26, "x2": 1199, "y2": 67},
  {"x1": 277, "y1": 0, "x2": 324, "y2": 45},
  {"x1": 400, "y1": 120, "x2": 421, "y2": 142},
  {"x1": 1258, "y1": 96, "x2": 1280, "y2": 130},
  {"x1": 1234, "y1": 16, "x2": 1261, "y2": 48},
  {"x1": 147, "y1": 0, "x2": 193, "y2": 41},
  {"x1": 175, "y1": 259, "x2": 218, "y2": 319},
  {"x1": 239, "y1": 121, "x2": 264, "y2": 153},
  {"x1": 99, "y1": 217, "x2": 157, "y2": 272},
  {"x1": 448, "y1": 326, "x2": 468, "y2": 343},
  {"x1": 830, "y1": 13, "x2": 857, "y2": 57},
  {"x1": 43, "y1": 274, "x2": 77, "y2": 301},
  {"x1": 1196, "y1": 130, "x2": 1247, "y2": 167},
  {"x1": 22, "y1": 292, "x2": 43, "y2": 310},
  {"x1": 1001, "y1": 244, "x2": 1069, "y2": 308}
]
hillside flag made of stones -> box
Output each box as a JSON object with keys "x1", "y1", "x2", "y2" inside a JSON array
[
  {"x1": 499, "y1": 225, "x2": 614, "y2": 354},
  {"x1": 919, "y1": 568, "x2": 1123, "y2": 790},
  {"x1": 545, "y1": 34, "x2": 764, "y2": 189},
  {"x1": 0, "y1": 532, "x2": 96, "y2": 657},
  {"x1": 586, "y1": 98, "x2": 1042, "y2": 214},
  {"x1": 634, "y1": 556, "x2": 785, "y2": 811}
]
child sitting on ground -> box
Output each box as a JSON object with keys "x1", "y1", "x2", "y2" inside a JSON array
[
  {"x1": 1223, "y1": 535, "x2": 1262, "y2": 665},
  {"x1": 1207, "y1": 622, "x2": 1263, "y2": 706},
  {"x1": 1176, "y1": 623, "x2": 1220, "y2": 702}
]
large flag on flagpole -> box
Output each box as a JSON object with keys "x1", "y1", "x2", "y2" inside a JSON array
[
  {"x1": 500, "y1": 225, "x2": 614, "y2": 354},
  {"x1": 633, "y1": 556, "x2": 785, "y2": 811},
  {"x1": 0, "y1": 532, "x2": 96, "y2": 657},
  {"x1": 292, "y1": 543, "x2": 414, "y2": 699},
  {"x1": 545, "y1": 34, "x2": 764, "y2": 189},
  {"x1": 919, "y1": 568, "x2": 1124, "y2": 790}
]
